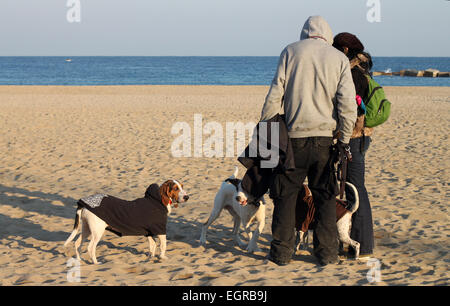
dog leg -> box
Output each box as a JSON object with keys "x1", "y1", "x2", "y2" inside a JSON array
[
  {"x1": 232, "y1": 215, "x2": 241, "y2": 235},
  {"x1": 244, "y1": 210, "x2": 265, "y2": 253},
  {"x1": 306, "y1": 230, "x2": 312, "y2": 248},
  {"x1": 87, "y1": 239, "x2": 99, "y2": 265},
  {"x1": 351, "y1": 240, "x2": 360, "y2": 260},
  {"x1": 233, "y1": 218, "x2": 247, "y2": 249},
  {"x1": 337, "y1": 216, "x2": 360, "y2": 260},
  {"x1": 64, "y1": 206, "x2": 83, "y2": 247},
  {"x1": 224, "y1": 206, "x2": 246, "y2": 248},
  {"x1": 200, "y1": 205, "x2": 224, "y2": 246},
  {"x1": 85, "y1": 214, "x2": 106, "y2": 265},
  {"x1": 245, "y1": 227, "x2": 260, "y2": 253},
  {"x1": 242, "y1": 221, "x2": 253, "y2": 250},
  {"x1": 246, "y1": 227, "x2": 253, "y2": 241},
  {"x1": 87, "y1": 226, "x2": 105, "y2": 265},
  {"x1": 148, "y1": 236, "x2": 157, "y2": 258},
  {"x1": 250, "y1": 207, "x2": 265, "y2": 253},
  {"x1": 157, "y1": 235, "x2": 168, "y2": 260},
  {"x1": 297, "y1": 230, "x2": 312, "y2": 251},
  {"x1": 338, "y1": 234, "x2": 360, "y2": 260},
  {"x1": 246, "y1": 217, "x2": 264, "y2": 253},
  {"x1": 295, "y1": 231, "x2": 305, "y2": 251},
  {"x1": 74, "y1": 222, "x2": 90, "y2": 261},
  {"x1": 65, "y1": 227, "x2": 79, "y2": 249}
]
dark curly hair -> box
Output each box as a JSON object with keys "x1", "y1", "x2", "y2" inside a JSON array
[{"x1": 332, "y1": 32, "x2": 365, "y2": 60}]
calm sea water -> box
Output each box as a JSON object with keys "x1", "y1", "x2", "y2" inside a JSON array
[{"x1": 0, "y1": 56, "x2": 448, "y2": 87}]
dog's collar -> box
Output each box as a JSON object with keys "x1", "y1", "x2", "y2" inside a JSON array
[
  {"x1": 225, "y1": 178, "x2": 241, "y2": 191},
  {"x1": 168, "y1": 197, "x2": 179, "y2": 205},
  {"x1": 167, "y1": 197, "x2": 180, "y2": 208},
  {"x1": 248, "y1": 200, "x2": 263, "y2": 208}
]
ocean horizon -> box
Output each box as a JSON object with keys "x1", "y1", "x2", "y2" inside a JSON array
[{"x1": 0, "y1": 56, "x2": 449, "y2": 87}]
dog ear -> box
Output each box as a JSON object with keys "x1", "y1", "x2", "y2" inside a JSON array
[
  {"x1": 160, "y1": 181, "x2": 172, "y2": 206},
  {"x1": 225, "y1": 178, "x2": 240, "y2": 190}
]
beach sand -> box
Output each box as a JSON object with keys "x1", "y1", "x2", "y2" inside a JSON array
[{"x1": 0, "y1": 85, "x2": 448, "y2": 286}]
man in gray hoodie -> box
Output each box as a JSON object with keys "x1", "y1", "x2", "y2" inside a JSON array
[{"x1": 262, "y1": 16, "x2": 357, "y2": 266}]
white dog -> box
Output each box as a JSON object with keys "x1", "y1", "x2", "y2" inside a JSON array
[{"x1": 200, "y1": 167, "x2": 265, "y2": 253}]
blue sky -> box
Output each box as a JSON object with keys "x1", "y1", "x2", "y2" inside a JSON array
[{"x1": 0, "y1": 0, "x2": 449, "y2": 56}]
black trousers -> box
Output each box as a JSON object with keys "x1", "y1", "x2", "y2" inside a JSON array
[
  {"x1": 346, "y1": 136, "x2": 374, "y2": 255},
  {"x1": 269, "y1": 137, "x2": 338, "y2": 264}
]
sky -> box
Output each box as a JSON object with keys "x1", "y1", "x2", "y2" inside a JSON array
[{"x1": 0, "y1": 0, "x2": 449, "y2": 57}]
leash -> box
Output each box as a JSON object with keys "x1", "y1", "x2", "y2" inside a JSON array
[{"x1": 338, "y1": 144, "x2": 352, "y2": 199}]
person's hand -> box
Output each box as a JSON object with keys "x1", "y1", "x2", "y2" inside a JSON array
[{"x1": 337, "y1": 141, "x2": 352, "y2": 162}]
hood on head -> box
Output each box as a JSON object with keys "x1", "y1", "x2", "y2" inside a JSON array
[
  {"x1": 145, "y1": 184, "x2": 161, "y2": 200},
  {"x1": 300, "y1": 16, "x2": 333, "y2": 45}
]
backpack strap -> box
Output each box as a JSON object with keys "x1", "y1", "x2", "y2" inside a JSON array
[{"x1": 366, "y1": 86, "x2": 383, "y2": 104}]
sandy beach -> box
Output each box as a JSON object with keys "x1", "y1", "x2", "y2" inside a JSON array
[{"x1": 0, "y1": 85, "x2": 448, "y2": 286}]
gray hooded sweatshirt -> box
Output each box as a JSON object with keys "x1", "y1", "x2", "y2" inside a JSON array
[{"x1": 261, "y1": 16, "x2": 356, "y2": 144}]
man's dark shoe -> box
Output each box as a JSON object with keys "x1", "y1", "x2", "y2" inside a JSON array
[
  {"x1": 267, "y1": 255, "x2": 291, "y2": 266},
  {"x1": 317, "y1": 257, "x2": 341, "y2": 267}
]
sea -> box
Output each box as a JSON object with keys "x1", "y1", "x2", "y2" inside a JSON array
[{"x1": 0, "y1": 56, "x2": 449, "y2": 87}]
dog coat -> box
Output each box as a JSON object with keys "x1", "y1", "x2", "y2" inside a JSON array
[
  {"x1": 295, "y1": 184, "x2": 352, "y2": 233},
  {"x1": 78, "y1": 184, "x2": 167, "y2": 237}
]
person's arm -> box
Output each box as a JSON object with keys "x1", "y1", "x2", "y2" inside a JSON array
[
  {"x1": 260, "y1": 48, "x2": 287, "y2": 121},
  {"x1": 335, "y1": 60, "x2": 357, "y2": 144}
]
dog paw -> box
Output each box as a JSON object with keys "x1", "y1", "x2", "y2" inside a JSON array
[
  {"x1": 246, "y1": 245, "x2": 261, "y2": 253},
  {"x1": 159, "y1": 255, "x2": 168, "y2": 260},
  {"x1": 248, "y1": 248, "x2": 262, "y2": 254},
  {"x1": 236, "y1": 239, "x2": 247, "y2": 249}
]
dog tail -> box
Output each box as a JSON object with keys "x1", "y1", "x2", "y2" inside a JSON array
[
  {"x1": 230, "y1": 166, "x2": 239, "y2": 179},
  {"x1": 345, "y1": 182, "x2": 360, "y2": 213},
  {"x1": 64, "y1": 204, "x2": 82, "y2": 247}
]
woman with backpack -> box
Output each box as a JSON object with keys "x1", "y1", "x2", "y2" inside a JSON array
[{"x1": 332, "y1": 32, "x2": 376, "y2": 259}]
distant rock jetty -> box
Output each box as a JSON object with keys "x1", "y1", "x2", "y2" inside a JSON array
[{"x1": 373, "y1": 69, "x2": 449, "y2": 77}]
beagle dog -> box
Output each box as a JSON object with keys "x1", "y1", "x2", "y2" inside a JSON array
[
  {"x1": 64, "y1": 180, "x2": 188, "y2": 264},
  {"x1": 200, "y1": 167, "x2": 265, "y2": 253},
  {"x1": 295, "y1": 182, "x2": 361, "y2": 259}
]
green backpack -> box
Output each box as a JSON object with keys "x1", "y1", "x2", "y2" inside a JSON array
[{"x1": 364, "y1": 76, "x2": 391, "y2": 127}]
